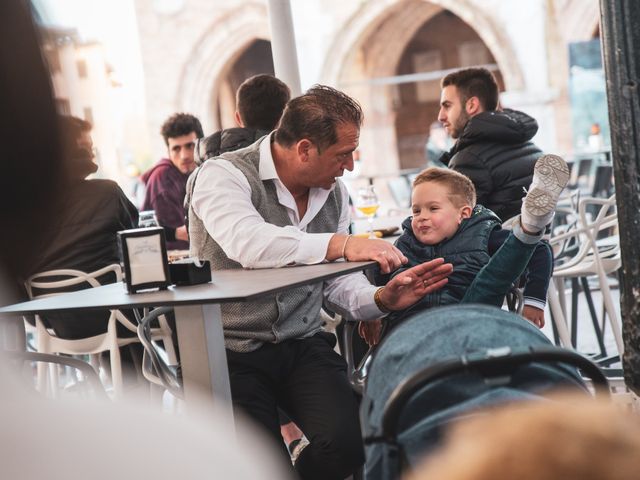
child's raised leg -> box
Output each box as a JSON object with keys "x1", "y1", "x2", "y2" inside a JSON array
[{"x1": 462, "y1": 154, "x2": 570, "y2": 306}]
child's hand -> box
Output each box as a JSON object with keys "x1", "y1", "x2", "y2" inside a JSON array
[
  {"x1": 358, "y1": 319, "x2": 382, "y2": 347},
  {"x1": 522, "y1": 305, "x2": 545, "y2": 328}
]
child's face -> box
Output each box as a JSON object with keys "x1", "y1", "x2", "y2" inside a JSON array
[{"x1": 411, "y1": 181, "x2": 472, "y2": 245}]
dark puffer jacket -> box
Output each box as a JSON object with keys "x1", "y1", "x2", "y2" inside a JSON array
[
  {"x1": 195, "y1": 127, "x2": 269, "y2": 165},
  {"x1": 386, "y1": 205, "x2": 501, "y2": 325},
  {"x1": 439, "y1": 109, "x2": 542, "y2": 222}
]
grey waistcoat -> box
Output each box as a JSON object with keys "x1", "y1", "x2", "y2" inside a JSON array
[{"x1": 186, "y1": 137, "x2": 343, "y2": 352}]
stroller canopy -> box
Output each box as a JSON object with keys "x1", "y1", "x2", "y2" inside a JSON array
[{"x1": 362, "y1": 305, "x2": 590, "y2": 479}]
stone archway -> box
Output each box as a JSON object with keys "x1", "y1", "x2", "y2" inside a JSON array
[
  {"x1": 320, "y1": 0, "x2": 524, "y2": 175},
  {"x1": 322, "y1": 0, "x2": 523, "y2": 89},
  {"x1": 176, "y1": 2, "x2": 270, "y2": 132}
]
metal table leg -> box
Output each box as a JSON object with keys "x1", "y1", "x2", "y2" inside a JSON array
[{"x1": 174, "y1": 304, "x2": 233, "y2": 424}]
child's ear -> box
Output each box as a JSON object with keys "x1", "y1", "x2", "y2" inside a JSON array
[{"x1": 459, "y1": 205, "x2": 472, "y2": 220}]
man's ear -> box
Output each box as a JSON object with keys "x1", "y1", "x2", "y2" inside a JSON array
[
  {"x1": 460, "y1": 205, "x2": 473, "y2": 220},
  {"x1": 296, "y1": 139, "x2": 313, "y2": 162},
  {"x1": 234, "y1": 111, "x2": 244, "y2": 128},
  {"x1": 465, "y1": 96, "x2": 482, "y2": 116}
]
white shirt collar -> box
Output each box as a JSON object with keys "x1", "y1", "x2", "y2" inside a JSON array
[
  {"x1": 258, "y1": 132, "x2": 278, "y2": 181},
  {"x1": 257, "y1": 132, "x2": 337, "y2": 228}
]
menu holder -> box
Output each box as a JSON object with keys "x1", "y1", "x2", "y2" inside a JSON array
[{"x1": 117, "y1": 227, "x2": 170, "y2": 293}]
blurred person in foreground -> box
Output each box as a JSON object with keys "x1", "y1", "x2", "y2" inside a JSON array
[
  {"x1": 405, "y1": 396, "x2": 640, "y2": 480},
  {"x1": 142, "y1": 113, "x2": 203, "y2": 249},
  {"x1": 437, "y1": 67, "x2": 542, "y2": 222},
  {"x1": 0, "y1": 2, "x2": 292, "y2": 479}
]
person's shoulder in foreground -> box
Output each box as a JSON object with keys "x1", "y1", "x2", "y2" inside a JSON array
[{"x1": 406, "y1": 395, "x2": 640, "y2": 480}]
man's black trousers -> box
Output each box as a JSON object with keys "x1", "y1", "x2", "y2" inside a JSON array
[{"x1": 226, "y1": 332, "x2": 364, "y2": 480}]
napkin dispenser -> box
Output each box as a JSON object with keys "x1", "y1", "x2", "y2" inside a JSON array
[
  {"x1": 169, "y1": 259, "x2": 211, "y2": 286},
  {"x1": 117, "y1": 227, "x2": 170, "y2": 293}
]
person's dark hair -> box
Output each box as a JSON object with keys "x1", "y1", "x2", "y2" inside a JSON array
[
  {"x1": 275, "y1": 85, "x2": 363, "y2": 153},
  {"x1": 160, "y1": 113, "x2": 203, "y2": 145},
  {"x1": 59, "y1": 115, "x2": 97, "y2": 179},
  {"x1": 441, "y1": 68, "x2": 499, "y2": 111},
  {"x1": 236, "y1": 74, "x2": 290, "y2": 131},
  {"x1": 0, "y1": 0, "x2": 64, "y2": 282}
]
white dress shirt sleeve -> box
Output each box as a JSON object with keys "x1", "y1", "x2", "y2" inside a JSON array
[
  {"x1": 322, "y1": 180, "x2": 385, "y2": 321},
  {"x1": 191, "y1": 159, "x2": 384, "y2": 319},
  {"x1": 191, "y1": 159, "x2": 333, "y2": 268}
]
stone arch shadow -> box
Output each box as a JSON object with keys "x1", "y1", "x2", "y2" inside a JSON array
[
  {"x1": 175, "y1": 3, "x2": 270, "y2": 132},
  {"x1": 321, "y1": 0, "x2": 524, "y2": 90}
]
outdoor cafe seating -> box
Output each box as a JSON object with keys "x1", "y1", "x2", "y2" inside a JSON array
[{"x1": 23, "y1": 264, "x2": 176, "y2": 399}]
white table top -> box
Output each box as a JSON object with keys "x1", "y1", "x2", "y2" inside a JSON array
[{"x1": 0, "y1": 261, "x2": 376, "y2": 315}]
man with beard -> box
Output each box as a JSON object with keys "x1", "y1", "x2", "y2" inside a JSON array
[{"x1": 437, "y1": 67, "x2": 542, "y2": 222}]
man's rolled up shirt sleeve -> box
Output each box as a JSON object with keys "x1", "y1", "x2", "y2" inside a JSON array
[{"x1": 323, "y1": 273, "x2": 384, "y2": 321}]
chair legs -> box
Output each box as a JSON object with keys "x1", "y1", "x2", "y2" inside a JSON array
[
  {"x1": 550, "y1": 274, "x2": 623, "y2": 357},
  {"x1": 546, "y1": 281, "x2": 573, "y2": 348},
  {"x1": 109, "y1": 343, "x2": 123, "y2": 399}
]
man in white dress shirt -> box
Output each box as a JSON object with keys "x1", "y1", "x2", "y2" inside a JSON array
[{"x1": 188, "y1": 85, "x2": 452, "y2": 480}]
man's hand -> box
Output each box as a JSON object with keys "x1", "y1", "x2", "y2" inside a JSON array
[
  {"x1": 343, "y1": 236, "x2": 408, "y2": 274},
  {"x1": 358, "y1": 319, "x2": 383, "y2": 347},
  {"x1": 176, "y1": 225, "x2": 189, "y2": 242},
  {"x1": 378, "y1": 258, "x2": 453, "y2": 311},
  {"x1": 522, "y1": 305, "x2": 545, "y2": 328}
]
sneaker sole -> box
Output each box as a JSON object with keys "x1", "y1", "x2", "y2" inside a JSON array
[{"x1": 525, "y1": 154, "x2": 570, "y2": 217}]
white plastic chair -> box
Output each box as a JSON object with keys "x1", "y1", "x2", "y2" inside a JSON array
[
  {"x1": 547, "y1": 195, "x2": 622, "y2": 355},
  {"x1": 24, "y1": 264, "x2": 176, "y2": 399}
]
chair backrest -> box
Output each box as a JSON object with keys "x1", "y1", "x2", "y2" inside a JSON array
[
  {"x1": 550, "y1": 195, "x2": 618, "y2": 272},
  {"x1": 25, "y1": 264, "x2": 135, "y2": 332},
  {"x1": 25, "y1": 264, "x2": 123, "y2": 299}
]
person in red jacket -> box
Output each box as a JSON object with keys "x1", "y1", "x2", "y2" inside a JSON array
[{"x1": 142, "y1": 113, "x2": 203, "y2": 249}]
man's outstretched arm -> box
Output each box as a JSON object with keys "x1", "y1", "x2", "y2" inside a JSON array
[{"x1": 378, "y1": 258, "x2": 453, "y2": 312}]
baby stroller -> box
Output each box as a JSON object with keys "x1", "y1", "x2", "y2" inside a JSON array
[{"x1": 360, "y1": 304, "x2": 608, "y2": 480}]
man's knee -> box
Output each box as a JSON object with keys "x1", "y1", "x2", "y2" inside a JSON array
[{"x1": 298, "y1": 420, "x2": 364, "y2": 478}]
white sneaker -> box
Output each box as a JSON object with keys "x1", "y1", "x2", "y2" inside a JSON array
[{"x1": 521, "y1": 154, "x2": 570, "y2": 232}]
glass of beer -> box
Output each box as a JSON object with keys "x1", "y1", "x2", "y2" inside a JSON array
[{"x1": 356, "y1": 186, "x2": 379, "y2": 239}]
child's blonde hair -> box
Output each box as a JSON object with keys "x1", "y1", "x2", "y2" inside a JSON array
[{"x1": 412, "y1": 167, "x2": 476, "y2": 208}]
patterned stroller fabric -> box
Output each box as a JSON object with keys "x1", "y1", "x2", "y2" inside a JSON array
[{"x1": 361, "y1": 305, "x2": 589, "y2": 480}]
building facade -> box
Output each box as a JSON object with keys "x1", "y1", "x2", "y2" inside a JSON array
[
  {"x1": 41, "y1": 27, "x2": 125, "y2": 183},
  {"x1": 134, "y1": 0, "x2": 601, "y2": 178}
]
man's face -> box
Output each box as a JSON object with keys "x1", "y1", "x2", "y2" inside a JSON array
[
  {"x1": 306, "y1": 123, "x2": 359, "y2": 189},
  {"x1": 167, "y1": 132, "x2": 197, "y2": 174},
  {"x1": 411, "y1": 181, "x2": 470, "y2": 245},
  {"x1": 438, "y1": 85, "x2": 470, "y2": 139}
]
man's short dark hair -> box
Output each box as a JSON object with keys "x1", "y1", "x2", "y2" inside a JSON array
[
  {"x1": 160, "y1": 113, "x2": 203, "y2": 145},
  {"x1": 275, "y1": 85, "x2": 363, "y2": 153},
  {"x1": 441, "y1": 68, "x2": 499, "y2": 111},
  {"x1": 59, "y1": 115, "x2": 96, "y2": 178},
  {"x1": 236, "y1": 74, "x2": 290, "y2": 131}
]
